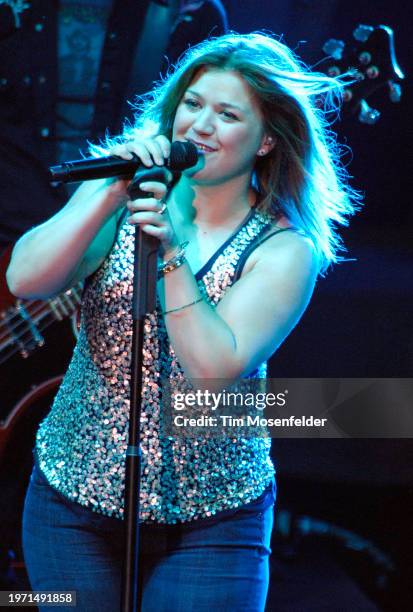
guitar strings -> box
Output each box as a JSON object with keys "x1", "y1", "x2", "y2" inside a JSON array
[
  {"x1": 0, "y1": 310, "x2": 69, "y2": 365},
  {"x1": 0, "y1": 302, "x2": 57, "y2": 342},
  {"x1": 0, "y1": 292, "x2": 81, "y2": 347},
  {"x1": 0, "y1": 301, "x2": 47, "y2": 341},
  {"x1": 0, "y1": 283, "x2": 83, "y2": 343}
]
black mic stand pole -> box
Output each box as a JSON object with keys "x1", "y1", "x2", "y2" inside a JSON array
[{"x1": 121, "y1": 176, "x2": 162, "y2": 612}]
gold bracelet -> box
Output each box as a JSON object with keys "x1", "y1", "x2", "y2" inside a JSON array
[
  {"x1": 162, "y1": 296, "x2": 203, "y2": 315},
  {"x1": 158, "y1": 241, "x2": 189, "y2": 278}
]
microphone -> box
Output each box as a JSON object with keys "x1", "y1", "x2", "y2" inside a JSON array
[{"x1": 49, "y1": 141, "x2": 199, "y2": 183}]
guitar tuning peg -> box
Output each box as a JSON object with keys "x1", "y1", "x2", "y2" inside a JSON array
[
  {"x1": 347, "y1": 68, "x2": 365, "y2": 84},
  {"x1": 353, "y1": 25, "x2": 374, "y2": 43},
  {"x1": 343, "y1": 89, "x2": 353, "y2": 102},
  {"x1": 322, "y1": 38, "x2": 345, "y2": 60},
  {"x1": 366, "y1": 65, "x2": 380, "y2": 79},
  {"x1": 358, "y1": 51, "x2": 372, "y2": 65},
  {"x1": 358, "y1": 99, "x2": 381, "y2": 124},
  {"x1": 327, "y1": 66, "x2": 341, "y2": 77},
  {"x1": 388, "y1": 80, "x2": 402, "y2": 102}
]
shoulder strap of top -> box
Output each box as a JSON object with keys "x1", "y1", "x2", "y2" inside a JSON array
[
  {"x1": 194, "y1": 207, "x2": 257, "y2": 280},
  {"x1": 233, "y1": 227, "x2": 300, "y2": 282}
]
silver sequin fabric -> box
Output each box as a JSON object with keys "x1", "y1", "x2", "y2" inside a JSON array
[{"x1": 36, "y1": 210, "x2": 276, "y2": 522}]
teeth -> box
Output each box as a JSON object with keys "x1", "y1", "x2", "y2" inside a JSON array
[{"x1": 191, "y1": 141, "x2": 215, "y2": 152}]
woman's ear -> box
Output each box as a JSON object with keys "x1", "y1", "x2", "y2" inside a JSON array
[{"x1": 257, "y1": 135, "x2": 276, "y2": 157}]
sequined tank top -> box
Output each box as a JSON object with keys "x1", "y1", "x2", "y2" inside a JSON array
[{"x1": 35, "y1": 209, "x2": 276, "y2": 523}]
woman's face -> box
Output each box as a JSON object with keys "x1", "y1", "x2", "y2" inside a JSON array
[{"x1": 172, "y1": 68, "x2": 271, "y2": 186}]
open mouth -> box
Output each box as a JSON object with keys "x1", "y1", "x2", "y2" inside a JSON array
[{"x1": 186, "y1": 139, "x2": 217, "y2": 153}]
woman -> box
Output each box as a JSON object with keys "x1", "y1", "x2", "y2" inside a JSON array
[{"x1": 7, "y1": 33, "x2": 359, "y2": 611}]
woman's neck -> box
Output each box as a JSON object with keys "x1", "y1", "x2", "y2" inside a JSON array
[{"x1": 168, "y1": 175, "x2": 255, "y2": 232}]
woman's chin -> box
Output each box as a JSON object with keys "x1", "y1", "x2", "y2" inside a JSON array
[{"x1": 183, "y1": 157, "x2": 208, "y2": 179}]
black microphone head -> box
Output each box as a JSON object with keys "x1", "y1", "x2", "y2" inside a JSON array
[{"x1": 170, "y1": 141, "x2": 198, "y2": 171}]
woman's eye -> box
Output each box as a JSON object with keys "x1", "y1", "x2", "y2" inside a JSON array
[
  {"x1": 184, "y1": 98, "x2": 200, "y2": 109},
  {"x1": 222, "y1": 111, "x2": 239, "y2": 121}
]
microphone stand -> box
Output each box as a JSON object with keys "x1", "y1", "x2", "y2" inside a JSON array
[{"x1": 121, "y1": 175, "x2": 161, "y2": 612}]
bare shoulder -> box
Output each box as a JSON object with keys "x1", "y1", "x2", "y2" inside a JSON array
[
  {"x1": 243, "y1": 225, "x2": 319, "y2": 280},
  {"x1": 262, "y1": 227, "x2": 315, "y2": 255}
]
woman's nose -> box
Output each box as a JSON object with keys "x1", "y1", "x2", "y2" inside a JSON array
[{"x1": 192, "y1": 109, "x2": 215, "y2": 135}]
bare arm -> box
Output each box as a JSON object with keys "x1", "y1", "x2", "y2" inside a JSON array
[
  {"x1": 6, "y1": 135, "x2": 174, "y2": 299},
  {"x1": 159, "y1": 231, "x2": 319, "y2": 379},
  {"x1": 6, "y1": 178, "x2": 127, "y2": 299}
]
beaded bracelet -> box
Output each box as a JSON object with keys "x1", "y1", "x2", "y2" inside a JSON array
[
  {"x1": 158, "y1": 241, "x2": 189, "y2": 278},
  {"x1": 162, "y1": 296, "x2": 204, "y2": 315}
]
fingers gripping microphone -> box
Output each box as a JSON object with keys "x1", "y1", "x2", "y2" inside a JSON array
[
  {"x1": 127, "y1": 166, "x2": 172, "y2": 201},
  {"x1": 49, "y1": 141, "x2": 198, "y2": 183}
]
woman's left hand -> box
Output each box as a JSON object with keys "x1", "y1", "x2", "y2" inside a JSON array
[{"x1": 126, "y1": 179, "x2": 178, "y2": 256}]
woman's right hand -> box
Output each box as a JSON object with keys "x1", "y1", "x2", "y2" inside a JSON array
[
  {"x1": 108, "y1": 134, "x2": 172, "y2": 169},
  {"x1": 107, "y1": 135, "x2": 176, "y2": 252},
  {"x1": 102, "y1": 134, "x2": 172, "y2": 206}
]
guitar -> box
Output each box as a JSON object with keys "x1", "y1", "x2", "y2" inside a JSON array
[
  {"x1": 0, "y1": 248, "x2": 81, "y2": 583},
  {"x1": 0, "y1": 245, "x2": 82, "y2": 366},
  {"x1": 0, "y1": 245, "x2": 81, "y2": 461},
  {"x1": 320, "y1": 24, "x2": 404, "y2": 124}
]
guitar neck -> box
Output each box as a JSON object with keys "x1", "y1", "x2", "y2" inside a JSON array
[{"x1": 0, "y1": 284, "x2": 82, "y2": 362}]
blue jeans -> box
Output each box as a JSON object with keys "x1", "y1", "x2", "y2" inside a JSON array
[{"x1": 22, "y1": 464, "x2": 275, "y2": 611}]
